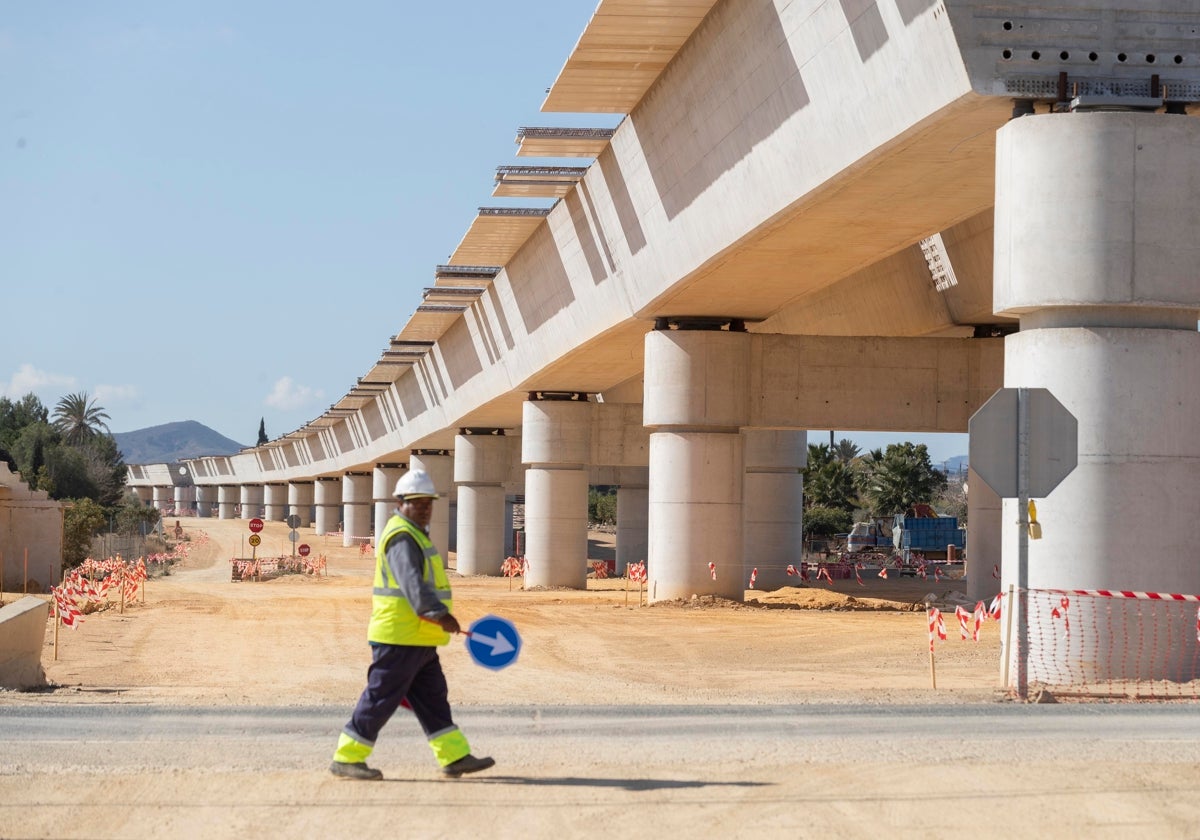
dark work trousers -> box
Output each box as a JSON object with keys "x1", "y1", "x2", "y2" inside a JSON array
[{"x1": 346, "y1": 643, "x2": 455, "y2": 745}]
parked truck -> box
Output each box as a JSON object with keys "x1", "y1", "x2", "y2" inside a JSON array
[
  {"x1": 845, "y1": 518, "x2": 894, "y2": 554},
  {"x1": 892, "y1": 505, "x2": 965, "y2": 564}
]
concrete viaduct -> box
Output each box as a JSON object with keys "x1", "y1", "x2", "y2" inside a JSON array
[{"x1": 127, "y1": 0, "x2": 1200, "y2": 681}]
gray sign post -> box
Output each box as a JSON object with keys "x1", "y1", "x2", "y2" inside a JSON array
[{"x1": 968, "y1": 387, "x2": 1077, "y2": 698}]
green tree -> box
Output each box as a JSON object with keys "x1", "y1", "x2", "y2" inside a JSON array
[
  {"x1": 0, "y1": 394, "x2": 50, "y2": 471},
  {"x1": 52, "y1": 392, "x2": 110, "y2": 446},
  {"x1": 803, "y1": 443, "x2": 859, "y2": 512},
  {"x1": 10, "y1": 422, "x2": 61, "y2": 492},
  {"x1": 805, "y1": 458, "x2": 859, "y2": 512},
  {"x1": 78, "y1": 433, "x2": 129, "y2": 507},
  {"x1": 115, "y1": 493, "x2": 161, "y2": 536},
  {"x1": 832, "y1": 438, "x2": 860, "y2": 463},
  {"x1": 588, "y1": 487, "x2": 617, "y2": 525},
  {"x1": 855, "y1": 442, "x2": 947, "y2": 517},
  {"x1": 44, "y1": 444, "x2": 96, "y2": 499},
  {"x1": 257, "y1": 418, "x2": 268, "y2": 446},
  {"x1": 933, "y1": 478, "x2": 968, "y2": 525},
  {"x1": 806, "y1": 442, "x2": 835, "y2": 471},
  {"x1": 0, "y1": 393, "x2": 50, "y2": 450},
  {"x1": 803, "y1": 505, "x2": 854, "y2": 538},
  {"x1": 62, "y1": 497, "x2": 108, "y2": 568}
]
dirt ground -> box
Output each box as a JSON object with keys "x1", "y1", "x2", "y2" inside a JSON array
[
  {"x1": 2, "y1": 517, "x2": 1198, "y2": 838},
  {"x1": 18, "y1": 517, "x2": 999, "y2": 707}
]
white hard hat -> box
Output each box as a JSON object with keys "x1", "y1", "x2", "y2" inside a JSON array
[{"x1": 394, "y1": 469, "x2": 439, "y2": 500}]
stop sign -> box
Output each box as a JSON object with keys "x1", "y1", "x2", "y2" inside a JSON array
[
  {"x1": 298, "y1": 544, "x2": 311, "y2": 557},
  {"x1": 249, "y1": 518, "x2": 264, "y2": 534},
  {"x1": 968, "y1": 387, "x2": 1078, "y2": 498}
]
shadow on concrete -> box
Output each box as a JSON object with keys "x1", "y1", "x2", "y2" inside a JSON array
[
  {"x1": 360, "y1": 401, "x2": 386, "y2": 442},
  {"x1": 587, "y1": 537, "x2": 615, "y2": 563},
  {"x1": 564, "y1": 187, "x2": 613, "y2": 286},
  {"x1": 597, "y1": 148, "x2": 647, "y2": 257},
  {"x1": 507, "y1": 224, "x2": 576, "y2": 335},
  {"x1": 441, "y1": 316, "x2": 484, "y2": 392},
  {"x1": 473, "y1": 775, "x2": 773, "y2": 792},
  {"x1": 396, "y1": 366, "x2": 429, "y2": 420},
  {"x1": 576, "y1": 180, "x2": 617, "y2": 281},
  {"x1": 483, "y1": 285, "x2": 516, "y2": 354},
  {"x1": 637, "y1": 0, "x2": 807, "y2": 222},
  {"x1": 894, "y1": 0, "x2": 940, "y2": 25}
]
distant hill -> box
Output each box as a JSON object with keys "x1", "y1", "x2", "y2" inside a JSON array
[
  {"x1": 944, "y1": 455, "x2": 968, "y2": 475},
  {"x1": 113, "y1": 421, "x2": 248, "y2": 465}
]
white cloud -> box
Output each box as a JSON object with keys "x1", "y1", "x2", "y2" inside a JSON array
[
  {"x1": 94, "y1": 383, "x2": 139, "y2": 405},
  {"x1": 0, "y1": 364, "x2": 76, "y2": 400},
  {"x1": 264, "y1": 376, "x2": 323, "y2": 411}
]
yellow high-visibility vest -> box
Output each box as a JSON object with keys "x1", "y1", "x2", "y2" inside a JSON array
[{"x1": 367, "y1": 514, "x2": 452, "y2": 646}]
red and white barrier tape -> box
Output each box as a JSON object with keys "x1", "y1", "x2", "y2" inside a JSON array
[{"x1": 1043, "y1": 588, "x2": 1200, "y2": 603}]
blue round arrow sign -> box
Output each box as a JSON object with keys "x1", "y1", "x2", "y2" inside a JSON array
[{"x1": 465, "y1": 614, "x2": 521, "y2": 671}]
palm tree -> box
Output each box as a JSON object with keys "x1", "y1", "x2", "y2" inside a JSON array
[
  {"x1": 52, "y1": 392, "x2": 110, "y2": 446},
  {"x1": 855, "y1": 442, "x2": 946, "y2": 517},
  {"x1": 832, "y1": 438, "x2": 860, "y2": 464}
]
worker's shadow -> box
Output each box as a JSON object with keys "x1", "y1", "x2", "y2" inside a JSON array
[{"x1": 471, "y1": 776, "x2": 772, "y2": 791}]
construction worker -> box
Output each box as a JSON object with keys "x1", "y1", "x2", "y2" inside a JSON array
[{"x1": 330, "y1": 469, "x2": 494, "y2": 780}]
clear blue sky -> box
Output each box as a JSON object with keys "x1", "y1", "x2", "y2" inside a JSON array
[{"x1": 0, "y1": 2, "x2": 968, "y2": 466}]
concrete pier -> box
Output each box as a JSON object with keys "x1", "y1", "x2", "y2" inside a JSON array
[
  {"x1": 522, "y1": 397, "x2": 591, "y2": 589},
  {"x1": 454, "y1": 431, "x2": 513, "y2": 576},
  {"x1": 994, "y1": 111, "x2": 1200, "y2": 682},
  {"x1": 313, "y1": 477, "x2": 341, "y2": 536},
  {"x1": 645, "y1": 327, "x2": 750, "y2": 603}
]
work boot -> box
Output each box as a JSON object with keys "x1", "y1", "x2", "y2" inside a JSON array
[
  {"x1": 329, "y1": 761, "x2": 383, "y2": 781},
  {"x1": 441, "y1": 754, "x2": 495, "y2": 777}
]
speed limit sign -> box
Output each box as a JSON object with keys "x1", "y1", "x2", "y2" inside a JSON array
[{"x1": 248, "y1": 534, "x2": 262, "y2": 547}]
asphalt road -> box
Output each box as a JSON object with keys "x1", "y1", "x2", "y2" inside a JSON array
[
  {"x1": 4, "y1": 701, "x2": 1200, "y2": 769},
  {"x1": 3, "y1": 702, "x2": 1199, "y2": 839}
]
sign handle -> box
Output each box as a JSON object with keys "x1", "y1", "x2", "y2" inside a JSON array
[{"x1": 1016, "y1": 387, "x2": 1030, "y2": 700}]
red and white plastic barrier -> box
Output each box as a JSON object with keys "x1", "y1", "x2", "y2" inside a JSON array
[{"x1": 1015, "y1": 586, "x2": 1200, "y2": 697}]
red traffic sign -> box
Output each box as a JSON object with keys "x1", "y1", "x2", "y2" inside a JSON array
[
  {"x1": 298, "y1": 544, "x2": 311, "y2": 557},
  {"x1": 249, "y1": 518, "x2": 265, "y2": 534}
]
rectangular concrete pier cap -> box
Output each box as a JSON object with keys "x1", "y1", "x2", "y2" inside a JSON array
[
  {"x1": 995, "y1": 112, "x2": 1200, "y2": 315},
  {"x1": 644, "y1": 330, "x2": 750, "y2": 429},
  {"x1": 0, "y1": 596, "x2": 50, "y2": 690},
  {"x1": 520, "y1": 400, "x2": 593, "y2": 466}
]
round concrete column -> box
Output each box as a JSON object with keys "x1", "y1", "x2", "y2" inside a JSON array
[
  {"x1": 410, "y1": 451, "x2": 454, "y2": 557},
  {"x1": 454, "y1": 431, "x2": 511, "y2": 576},
  {"x1": 313, "y1": 477, "x2": 342, "y2": 536},
  {"x1": 373, "y1": 464, "x2": 406, "y2": 540},
  {"x1": 239, "y1": 485, "x2": 263, "y2": 520},
  {"x1": 995, "y1": 112, "x2": 1200, "y2": 683},
  {"x1": 195, "y1": 485, "x2": 213, "y2": 518},
  {"x1": 964, "y1": 467, "x2": 1002, "y2": 604},
  {"x1": 341, "y1": 472, "x2": 373, "y2": 549},
  {"x1": 152, "y1": 486, "x2": 171, "y2": 514},
  {"x1": 645, "y1": 327, "x2": 750, "y2": 603},
  {"x1": 522, "y1": 398, "x2": 592, "y2": 589},
  {"x1": 217, "y1": 485, "x2": 238, "y2": 520},
  {"x1": 615, "y1": 467, "x2": 649, "y2": 576},
  {"x1": 743, "y1": 429, "x2": 806, "y2": 591},
  {"x1": 173, "y1": 485, "x2": 194, "y2": 517},
  {"x1": 287, "y1": 481, "x2": 314, "y2": 527},
  {"x1": 263, "y1": 483, "x2": 287, "y2": 521}
]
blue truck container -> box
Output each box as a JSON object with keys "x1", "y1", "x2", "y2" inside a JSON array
[{"x1": 892, "y1": 513, "x2": 965, "y2": 554}]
